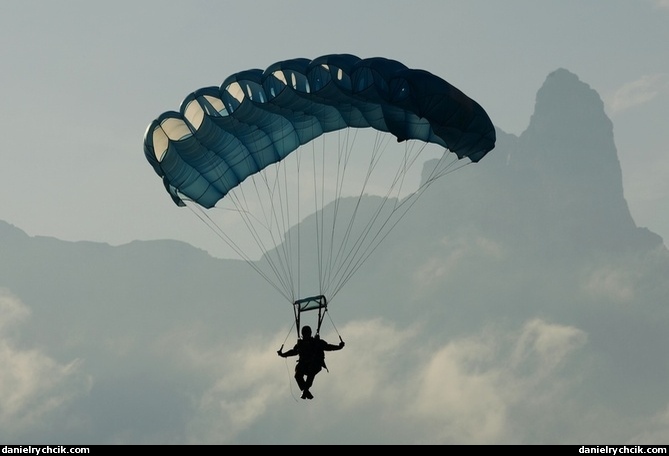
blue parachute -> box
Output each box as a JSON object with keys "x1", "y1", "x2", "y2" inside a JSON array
[
  {"x1": 143, "y1": 54, "x2": 495, "y2": 324},
  {"x1": 144, "y1": 54, "x2": 494, "y2": 209}
]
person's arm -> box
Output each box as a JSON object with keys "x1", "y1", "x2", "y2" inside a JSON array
[
  {"x1": 323, "y1": 338, "x2": 345, "y2": 351},
  {"x1": 278, "y1": 344, "x2": 298, "y2": 358}
]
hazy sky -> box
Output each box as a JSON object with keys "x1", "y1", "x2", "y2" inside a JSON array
[
  {"x1": 1, "y1": 1, "x2": 667, "y2": 258},
  {"x1": 2, "y1": 1, "x2": 669, "y2": 445}
]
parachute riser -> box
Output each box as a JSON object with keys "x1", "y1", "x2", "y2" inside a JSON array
[{"x1": 293, "y1": 294, "x2": 328, "y2": 338}]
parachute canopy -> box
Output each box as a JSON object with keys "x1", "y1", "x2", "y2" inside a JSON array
[
  {"x1": 143, "y1": 54, "x2": 495, "y2": 307},
  {"x1": 143, "y1": 54, "x2": 495, "y2": 210}
]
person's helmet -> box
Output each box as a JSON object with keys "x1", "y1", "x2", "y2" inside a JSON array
[{"x1": 301, "y1": 326, "x2": 312, "y2": 338}]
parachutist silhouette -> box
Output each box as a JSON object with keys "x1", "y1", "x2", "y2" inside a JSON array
[{"x1": 278, "y1": 325, "x2": 344, "y2": 400}]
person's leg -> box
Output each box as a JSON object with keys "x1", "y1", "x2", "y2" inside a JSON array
[
  {"x1": 304, "y1": 373, "x2": 315, "y2": 390},
  {"x1": 302, "y1": 366, "x2": 321, "y2": 399},
  {"x1": 295, "y1": 364, "x2": 310, "y2": 393}
]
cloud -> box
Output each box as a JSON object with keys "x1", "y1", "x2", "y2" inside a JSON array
[
  {"x1": 413, "y1": 234, "x2": 505, "y2": 288},
  {"x1": 0, "y1": 288, "x2": 31, "y2": 333},
  {"x1": 627, "y1": 404, "x2": 669, "y2": 444},
  {"x1": 406, "y1": 319, "x2": 588, "y2": 444},
  {"x1": 0, "y1": 289, "x2": 92, "y2": 440},
  {"x1": 651, "y1": 0, "x2": 669, "y2": 10},
  {"x1": 179, "y1": 329, "x2": 295, "y2": 444},
  {"x1": 608, "y1": 74, "x2": 669, "y2": 114},
  {"x1": 180, "y1": 316, "x2": 588, "y2": 444},
  {"x1": 323, "y1": 318, "x2": 419, "y2": 407},
  {"x1": 180, "y1": 319, "x2": 418, "y2": 444},
  {"x1": 582, "y1": 265, "x2": 636, "y2": 302}
]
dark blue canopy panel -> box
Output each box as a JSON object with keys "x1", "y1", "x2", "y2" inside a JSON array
[{"x1": 143, "y1": 54, "x2": 496, "y2": 209}]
